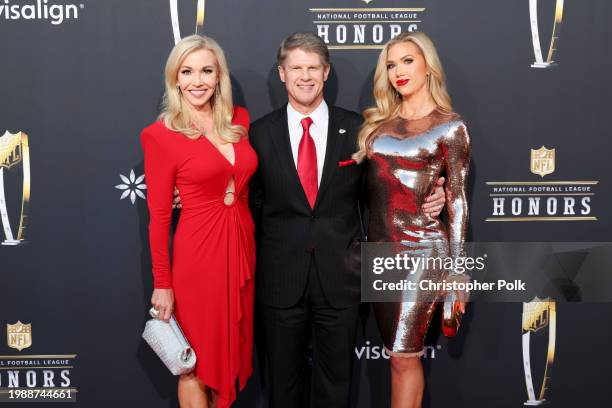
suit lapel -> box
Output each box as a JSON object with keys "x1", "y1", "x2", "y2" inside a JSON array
[
  {"x1": 270, "y1": 107, "x2": 311, "y2": 209},
  {"x1": 314, "y1": 106, "x2": 345, "y2": 210}
]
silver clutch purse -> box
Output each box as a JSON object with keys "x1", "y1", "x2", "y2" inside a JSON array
[{"x1": 142, "y1": 307, "x2": 197, "y2": 375}]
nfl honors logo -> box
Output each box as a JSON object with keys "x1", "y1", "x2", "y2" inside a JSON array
[
  {"x1": 309, "y1": 0, "x2": 426, "y2": 50},
  {"x1": 530, "y1": 146, "x2": 555, "y2": 177},
  {"x1": 6, "y1": 321, "x2": 32, "y2": 351}
]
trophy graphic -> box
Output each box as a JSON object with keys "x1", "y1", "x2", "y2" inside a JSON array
[
  {"x1": 170, "y1": 0, "x2": 206, "y2": 45},
  {"x1": 529, "y1": 0, "x2": 564, "y2": 68},
  {"x1": 0, "y1": 131, "x2": 31, "y2": 246},
  {"x1": 522, "y1": 297, "x2": 556, "y2": 406}
]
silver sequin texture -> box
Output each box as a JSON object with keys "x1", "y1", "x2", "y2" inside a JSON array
[{"x1": 367, "y1": 109, "x2": 470, "y2": 354}]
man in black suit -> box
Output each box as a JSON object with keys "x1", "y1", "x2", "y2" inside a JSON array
[{"x1": 248, "y1": 33, "x2": 445, "y2": 407}]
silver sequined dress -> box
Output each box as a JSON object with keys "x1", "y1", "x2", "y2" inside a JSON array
[{"x1": 366, "y1": 109, "x2": 470, "y2": 356}]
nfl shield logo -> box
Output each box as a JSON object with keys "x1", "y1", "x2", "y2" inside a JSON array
[
  {"x1": 7, "y1": 321, "x2": 32, "y2": 351},
  {"x1": 530, "y1": 146, "x2": 555, "y2": 177},
  {"x1": 0, "y1": 131, "x2": 23, "y2": 169},
  {"x1": 522, "y1": 297, "x2": 550, "y2": 334}
]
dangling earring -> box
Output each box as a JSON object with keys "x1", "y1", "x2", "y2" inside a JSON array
[{"x1": 176, "y1": 85, "x2": 181, "y2": 94}]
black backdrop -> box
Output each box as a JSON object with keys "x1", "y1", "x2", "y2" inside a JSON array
[{"x1": 1, "y1": 0, "x2": 611, "y2": 407}]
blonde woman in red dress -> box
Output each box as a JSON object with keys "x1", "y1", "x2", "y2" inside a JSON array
[{"x1": 141, "y1": 35, "x2": 257, "y2": 408}]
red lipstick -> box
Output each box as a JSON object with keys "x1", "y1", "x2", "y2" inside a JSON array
[{"x1": 396, "y1": 79, "x2": 410, "y2": 87}]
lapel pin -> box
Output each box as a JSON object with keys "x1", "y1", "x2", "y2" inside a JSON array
[{"x1": 339, "y1": 129, "x2": 346, "y2": 134}]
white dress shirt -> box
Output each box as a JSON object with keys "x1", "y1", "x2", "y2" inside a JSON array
[{"x1": 287, "y1": 100, "x2": 329, "y2": 186}]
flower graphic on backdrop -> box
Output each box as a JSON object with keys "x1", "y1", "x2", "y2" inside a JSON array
[{"x1": 115, "y1": 169, "x2": 146, "y2": 204}]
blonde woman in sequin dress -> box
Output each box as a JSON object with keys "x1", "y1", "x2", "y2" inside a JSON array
[{"x1": 354, "y1": 32, "x2": 471, "y2": 408}]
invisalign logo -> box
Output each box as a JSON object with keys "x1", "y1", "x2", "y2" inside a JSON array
[
  {"x1": 0, "y1": 0, "x2": 84, "y2": 25},
  {"x1": 355, "y1": 341, "x2": 442, "y2": 359}
]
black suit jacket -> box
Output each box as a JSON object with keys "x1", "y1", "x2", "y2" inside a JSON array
[{"x1": 249, "y1": 104, "x2": 365, "y2": 309}]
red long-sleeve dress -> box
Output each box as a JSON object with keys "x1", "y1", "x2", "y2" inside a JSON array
[{"x1": 141, "y1": 106, "x2": 256, "y2": 408}]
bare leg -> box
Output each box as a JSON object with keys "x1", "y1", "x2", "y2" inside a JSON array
[
  {"x1": 390, "y1": 356, "x2": 424, "y2": 408},
  {"x1": 178, "y1": 373, "x2": 208, "y2": 408}
]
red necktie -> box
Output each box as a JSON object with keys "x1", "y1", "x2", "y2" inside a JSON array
[{"x1": 297, "y1": 117, "x2": 318, "y2": 208}]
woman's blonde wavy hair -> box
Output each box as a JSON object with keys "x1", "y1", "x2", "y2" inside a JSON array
[
  {"x1": 159, "y1": 35, "x2": 245, "y2": 142},
  {"x1": 353, "y1": 32, "x2": 452, "y2": 162}
]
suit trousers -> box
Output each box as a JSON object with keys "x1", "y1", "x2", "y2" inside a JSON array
[{"x1": 257, "y1": 255, "x2": 360, "y2": 408}]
